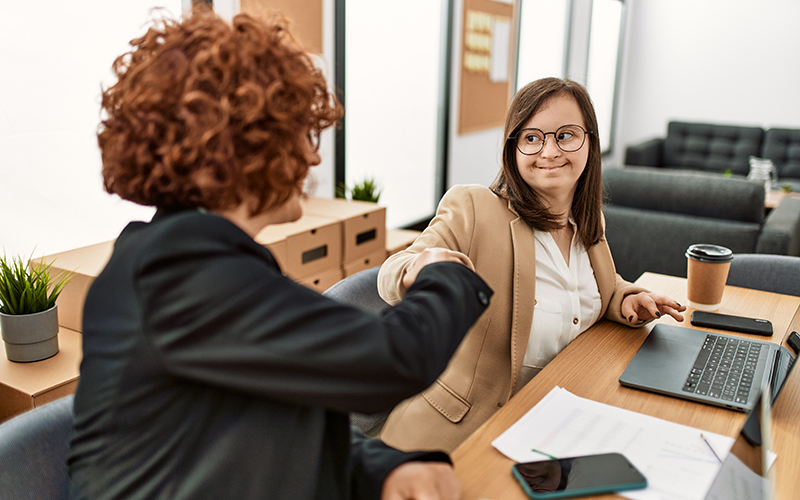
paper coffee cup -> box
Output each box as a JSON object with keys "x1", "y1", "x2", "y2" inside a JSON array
[{"x1": 686, "y1": 244, "x2": 733, "y2": 311}]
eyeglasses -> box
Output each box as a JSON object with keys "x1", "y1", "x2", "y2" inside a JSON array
[
  {"x1": 307, "y1": 129, "x2": 321, "y2": 153},
  {"x1": 508, "y1": 124, "x2": 593, "y2": 155}
]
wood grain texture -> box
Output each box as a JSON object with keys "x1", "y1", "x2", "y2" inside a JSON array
[{"x1": 452, "y1": 273, "x2": 800, "y2": 500}]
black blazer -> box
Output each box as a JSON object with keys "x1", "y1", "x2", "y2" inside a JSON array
[{"x1": 68, "y1": 208, "x2": 492, "y2": 500}]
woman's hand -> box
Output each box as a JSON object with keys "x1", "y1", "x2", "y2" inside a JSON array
[
  {"x1": 621, "y1": 292, "x2": 686, "y2": 324},
  {"x1": 402, "y1": 248, "x2": 475, "y2": 289},
  {"x1": 381, "y1": 461, "x2": 462, "y2": 500}
]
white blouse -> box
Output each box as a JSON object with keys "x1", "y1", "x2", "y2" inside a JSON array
[{"x1": 519, "y1": 218, "x2": 602, "y2": 389}]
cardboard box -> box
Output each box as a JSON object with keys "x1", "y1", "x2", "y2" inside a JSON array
[
  {"x1": 343, "y1": 248, "x2": 387, "y2": 278},
  {"x1": 386, "y1": 229, "x2": 422, "y2": 257},
  {"x1": 255, "y1": 215, "x2": 341, "y2": 280},
  {"x1": 297, "y1": 266, "x2": 344, "y2": 294},
  {"x1": 31, "y1": 240, "x2": 115, "y2": 333},
  {"x1": 0, "y1": 326, "x2": 82, "y2": 422},
  {"x1": 302, "y1": 198, "x2": 386, "y2": 262}
]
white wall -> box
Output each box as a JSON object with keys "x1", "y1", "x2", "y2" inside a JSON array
[
  {"x1": 609, "y1": 0, "x2": 800, "y2": 167},
  {"x1": 0, "y1": 1, "x2": 337, "y2": 261}
]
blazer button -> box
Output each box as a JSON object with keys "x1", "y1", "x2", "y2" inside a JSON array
[
  {"x1": 533, "y1": 299, "x2": 537, "y2": 306},
  {"x1": 573, "y1": 317, "x2": 579, "y2": 325},
  {"x1": 478, "y1": 290, "x2": 489, "y2": 305}
]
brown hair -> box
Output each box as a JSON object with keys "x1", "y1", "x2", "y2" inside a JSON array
[
  {"x1": 98, "y1": 10, "x2": 342, "y2": 214},
  {"x1": 490, "y1": 78, "x2": 603, "y2": 248}
]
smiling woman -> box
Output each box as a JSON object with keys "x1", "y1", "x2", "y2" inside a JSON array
[{"x1": 376, "y1": 77, "x2": 688, "y2": 454}]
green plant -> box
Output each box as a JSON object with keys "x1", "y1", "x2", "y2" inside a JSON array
[
  {"x1": 782, "y1": 183, "x2": 793, "y2": 193},
  {"x1": 336, "y1": 178, "x2": 381, "y2": 203},
  {"x1": 0, "y1": 254, "x2": 74, "y2": 315},
  {"x1": 721, "y1": 169, "x2": 733, "y2": 178}
]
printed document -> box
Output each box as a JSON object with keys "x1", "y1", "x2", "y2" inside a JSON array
[{"x1": 492, "y1": 387, "x2": 734, "y2": 500}]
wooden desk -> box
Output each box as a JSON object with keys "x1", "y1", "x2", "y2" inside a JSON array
[
  {"x1": 451, "y1": 273, "x2": 800, "y2": 500},
  {"x1": 0, "y1": 326, "x2": 82, "y2": 422},
  {"x1": 766, "y1": 189, "x2": 800, "y2": 210}
]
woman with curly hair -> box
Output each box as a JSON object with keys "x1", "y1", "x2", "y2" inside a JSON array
[{"x1": 68, "y1": 10, "x2": 490, "y2": 500}]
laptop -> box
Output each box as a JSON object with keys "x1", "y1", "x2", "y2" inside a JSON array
[{"x1": 619, "y1": 324, "x2": 796, "y2": 413}]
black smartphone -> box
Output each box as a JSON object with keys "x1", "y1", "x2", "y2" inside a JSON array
[
  {"x1": 787, "y1": 331, "x2": 800, "y2": 354},
  {"x1": 511, "y1": 452, "x2": 647, "y2": 499},
  {"x1": 690, "y1": 311, "x2": 773, "y2": 336}
]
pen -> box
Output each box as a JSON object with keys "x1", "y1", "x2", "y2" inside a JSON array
[
  {"x1": 700, "y1": 433, "x2": 722, "y2": 463},
  {"x1": 531, "y1": 448, "x2": 557, "y2": 460}
]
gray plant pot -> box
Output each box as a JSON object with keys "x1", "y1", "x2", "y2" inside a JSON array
[{"x1": 0, "y1": 305, "x2": 60, "y2": 362}]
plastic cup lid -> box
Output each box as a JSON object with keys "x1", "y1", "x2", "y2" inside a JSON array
[{"x1": 685, "y1": 244, "x2": 734, "y2": 263}]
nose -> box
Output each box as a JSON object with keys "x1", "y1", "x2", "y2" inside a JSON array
[
  {"x1": 310, "y1": 150, "x2": 321, "y2": 166},
  {"x1": 539, "y1": 133, "x2": 561, "y2": 158}
]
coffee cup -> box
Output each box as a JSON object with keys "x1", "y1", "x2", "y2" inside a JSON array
[{"x1": 685, "y1": 244, "x2": 734, "y2": 311}]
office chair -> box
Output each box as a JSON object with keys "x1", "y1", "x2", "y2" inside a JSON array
[
  {"x1": 726, "y1": 253, "x2": 800, "y2": 296},
  {"x1": 0, "y1": 395, "x2": 74, "y2": 500},
  {"x1": 322, "y1": 266, "x2": 392, "y2": 436}
]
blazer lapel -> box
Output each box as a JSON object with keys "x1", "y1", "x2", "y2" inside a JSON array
[
  {"x1": 508, "y1": 213, "x2": 536, "y2": 399},
  {"x1": 588, "y1": 240, "x2": 615, "y2": 315}
]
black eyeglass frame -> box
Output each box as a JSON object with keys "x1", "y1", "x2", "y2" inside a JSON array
[
  {"x1": 507, "y1": 124, "x2": 594, "y2": 156},
  {"x1": 308, "y1": 129, "x2": 322, "y2": 153}
]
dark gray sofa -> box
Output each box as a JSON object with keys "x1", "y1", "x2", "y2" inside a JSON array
[
  {"x1": 602, "y1": 167, "x2": 800, "y2": 281},
  {"x1": 625, "y1": 121, "x2": 800, "y2": 190}
]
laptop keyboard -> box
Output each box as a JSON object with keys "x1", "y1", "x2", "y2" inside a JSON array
[{"x1": 682, "y1": 334, "x2": 761, "y2": 403}]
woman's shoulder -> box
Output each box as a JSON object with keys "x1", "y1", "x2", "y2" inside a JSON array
[{"x1": 443, "y1": 184, "x2": 504, "y2": 205}]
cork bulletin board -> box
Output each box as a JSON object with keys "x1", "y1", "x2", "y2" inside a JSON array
[
  {"x1": 240, "y1": 0, "x2": 324, "y2": 54},
  {"x1": 458, "y1": 0, "x2": 517, "y2": 135}
]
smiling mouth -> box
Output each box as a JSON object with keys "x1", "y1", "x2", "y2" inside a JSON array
[{"x1": 536, "y1": 163, "x2": 566, "y2": 171}]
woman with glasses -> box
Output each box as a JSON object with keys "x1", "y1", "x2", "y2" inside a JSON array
[{"x1": 377, "y1": 78, "x2": 686, "y2": 453}]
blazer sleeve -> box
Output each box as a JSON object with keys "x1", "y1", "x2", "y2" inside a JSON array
[
  {"x1": 348, "y1": 428, "x2": 450, "y2": 500},
  {"x1": 378, "y1": 185, "x2": 478, "y2": 304},
  {"x1": 135, "y1": 217, "x2": 493, "y2": 416},
  {"x1": 604, "y1": 274, "x2": 651, "y2": 326}
]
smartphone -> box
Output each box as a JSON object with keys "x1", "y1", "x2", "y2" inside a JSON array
[
  {"x1": 511, "y1": 452, "x2": 647, "y2": 499},
  {"x1": 690, "y1": 311, "x2": 773, "y2": 336}
]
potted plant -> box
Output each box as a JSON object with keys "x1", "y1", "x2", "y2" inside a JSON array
[
  {"x1": 0, "y1": 254, "x2": 73, "y2": 362},
  {"x1": 336, "y1": 177, "x2": 381, "y2": 203}
]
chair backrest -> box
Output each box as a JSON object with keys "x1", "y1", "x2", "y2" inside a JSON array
[
  {"x1": 323, "y1": 266, "x2": 390, "y2": 435},
  {"x1": 663, "y1": 121, "x2": 764, "y2": 175},
  {"x1": 762, "y1": 128, "x2": 800, "y2": 180},
  {"x1": 726, "y1": 253, "x2": 800, "y2": 296},
  {"x1": 0, "y1": 395, "x2": 74, "y2": 500},
  {"x1": 322, "y1": 266, "x2": 388, "y2": 313}
]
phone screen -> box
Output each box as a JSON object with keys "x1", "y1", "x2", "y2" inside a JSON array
[{"x1": 512, "y1": 453, "x2": 647, "y2": 499}]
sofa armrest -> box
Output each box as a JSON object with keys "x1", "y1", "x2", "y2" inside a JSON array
[
  {"x1": 757, "y1": 198, "x2": 800, "y2": 256},
  {"x1": 624, "y1": 138, "x2": 664, "y2": 167}
]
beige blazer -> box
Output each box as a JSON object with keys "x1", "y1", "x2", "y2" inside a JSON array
[{"x1": 377, "y1": 185, "x2": 649, "y2": 453}]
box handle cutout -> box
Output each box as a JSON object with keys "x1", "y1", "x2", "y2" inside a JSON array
[
  {"x1": 356, "y1": 229, "x2": 376, "y2": 246},
  {"x1": 302, "y1": 245, "x2": 328, "y2": 264}
]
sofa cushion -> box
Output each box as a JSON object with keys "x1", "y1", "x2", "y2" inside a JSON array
[
  {"x1": 603, "y1": 167, "x2": 765, "y2": 224},
  {"x1": 762, "y1": 128, "x2": 800, "y2": 180},
  {"x1": 603, "y1": 206, "x2": 761, "y2": 281},
  {"x1": 663, "y1": 122, "x2": 763, "y2": 175}
]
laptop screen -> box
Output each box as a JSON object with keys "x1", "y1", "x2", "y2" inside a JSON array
[{"x1": 703, "y1": 381, "x2": 776, "y2": 500}]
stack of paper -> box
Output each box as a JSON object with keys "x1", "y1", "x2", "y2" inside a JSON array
[{"x1": 492, "y1": 387, "x2": 734, "y2": 500}]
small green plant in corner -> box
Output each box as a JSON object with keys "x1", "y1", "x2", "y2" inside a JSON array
[
  {"x1": 782, "y1": 183, "x2": 793, "y2": 193},
  {"x1": 721, "y1": 169, "x2": 733, "y2": 178},
  {"x1": 335, "y1": 177, "x2": 382, "y2": 203},
  {"x1": 0, "y1": 254, "x2": 74, "y2": 315}
]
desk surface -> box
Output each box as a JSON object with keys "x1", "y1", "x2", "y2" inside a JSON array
[{"x1": 451, "y1": 273, "x2": 800, "y2": 500}]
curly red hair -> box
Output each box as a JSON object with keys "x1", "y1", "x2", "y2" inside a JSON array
[{"x1": 98, "y1": 10, "x2": 342, "y2": 214}]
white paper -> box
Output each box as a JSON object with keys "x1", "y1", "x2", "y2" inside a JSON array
[
  {"x1": 490, "y1": 19, "x2": 510, "y2": 82},
  {"x1": 492, "y1": 387, "x2": 735, "y2": 500}
]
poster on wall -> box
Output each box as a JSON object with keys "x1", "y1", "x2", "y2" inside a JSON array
[{"x1": 458, "y1": 0, "x2": 516, "y2": 135}]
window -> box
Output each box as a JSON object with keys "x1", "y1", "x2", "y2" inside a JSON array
[
  {"x1": 341, "y1": 0, "x2": 450, "y2": 229},
  {"x1": 516, "y1": 0, "x2": 570, "y2": 91},
  {"x1": 586, "y1": 0, "x2": 625, "y2": 154}
]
